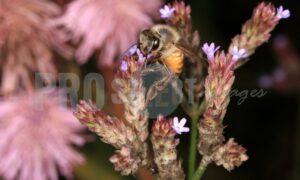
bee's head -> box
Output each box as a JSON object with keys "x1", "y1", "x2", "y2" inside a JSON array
[{"x1": 138, "y1": 29, "x2": 161, "y2": 56}]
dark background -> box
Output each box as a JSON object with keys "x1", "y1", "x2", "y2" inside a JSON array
[
  {"x1": 76, "y1": 0, "x2": 300, "y2": 180},
  {"x1": 184, "y1": 0, "x2": 300, "y2": 179}
]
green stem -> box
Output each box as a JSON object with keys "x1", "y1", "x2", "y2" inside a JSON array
[
  {"x1": 188, "y1": 103, "x2": 206, "y2": 180},
  {"x1": 192, "y1": 159, "x2": 209, "y2": 180},
  {"x1": 188, "y1": 113, "x2": 198, "y2": 180}
]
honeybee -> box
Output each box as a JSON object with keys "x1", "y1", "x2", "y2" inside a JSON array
[
  {"x1": 138, "y1": 24, "x2": 203, "y2": 104},
  {"x1": 138, "y1": 24, "x2": 201, "y2": 75}
]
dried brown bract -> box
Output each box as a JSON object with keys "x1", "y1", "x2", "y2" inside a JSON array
[
  {"x1": 213, "y1": 138, "x2": 248, "y2": 171},
  {"x1": 151, "y1": 115, "x2": 185, "y2": 180}
]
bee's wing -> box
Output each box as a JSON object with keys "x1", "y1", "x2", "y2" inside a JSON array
[
  {"x1": 145, "y1": 71, "x2": 176, "y2": 105},
  {"x1": 141, "y1": 61, "x2": 165, "y2": 76},
  {"x1": 173, "y1": 39, "x2": 203, "y2": 63}
]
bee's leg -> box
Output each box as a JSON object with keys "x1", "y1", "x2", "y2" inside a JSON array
[
  {"x1": 145, "y1": 61, "x2": 178, "y2": 105},
  {"x1": 161, "y1": 62, "x2": 172, "y2": 76},
  {"x1": 141, "y1": 61, "x2": 152, "y2": 75},
  {"x1": 145, "y1": 73, "x2": 175, "y2": 105},
  {"x1": 142, "y1": 59, "x2": 148, "y2": 69},
  {"x1": 159, "y1": 64, "x2": 184, "y2": 104},
  {"x1": 141, "y1": 61, "x2": 163, "y2": 75}
]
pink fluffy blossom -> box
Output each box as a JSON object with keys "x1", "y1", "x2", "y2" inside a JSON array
[
  {"x1": 0, "y1": 0, "x2": 72, "y2": 96},
  {"x1": 0, "y1": 89, "x2": 86, "y2": 180},
  {"x1": 55, "y1": 0, "x2": 162, "y2": 67}
]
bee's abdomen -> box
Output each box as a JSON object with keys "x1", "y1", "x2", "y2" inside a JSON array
[{"x1": 164, "y1": 50, "x2": 184, "y2": 74}]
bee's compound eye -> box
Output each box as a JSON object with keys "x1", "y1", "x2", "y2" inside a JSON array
[{"x1": 152, "y1": 38, "x2": 160, "y2": 51}]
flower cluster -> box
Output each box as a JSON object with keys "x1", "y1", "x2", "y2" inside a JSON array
[
  {"x1": 75, "y1": 46, "x2": 191, "y2": 178},
  {"x1": 114, "y1": 57, "x2": 149, "y2": 143},
  {"x1": 151, "y1": 115, "x2": 185, "y2": 180},
  {"x1": 197, "y1": 51, "x2": 248, "y2": 169},
  {"x1": 75, "y1": 54, "x2": 150, "y2": 175},
  {"x1": 164, "y1": 1, "x2": 193, "y2": 39},
  {"x1": 0, "y1": 89, "x2": 86, "y2": 180},
  {"x1": 197, "y1": 2, "x2": 289, "y2": 172},
  {"x1": 213, "y1": 138, "x2": 248, "y2": 171},
  {"x1": 75, "y1": 100, "x2": 145, "y2": 175},
  {"x1": 55, "y1": 0, "x2": 162, "y2": 67},
  {"x1": 73, "y1": 1, "x2": 290, "y2": 179},
  {"x1": 0, "y1": 0, "x2": 72, "y2": 96},
  {"x1": 0, "y1": 1, "x2": 88, "y2": 180},
  {"x1": 198, "y1": 52, "x2": 233, "y2": 155},
  {"x1": 229, "y1": 3, "x2": 290, "y2": 68}
]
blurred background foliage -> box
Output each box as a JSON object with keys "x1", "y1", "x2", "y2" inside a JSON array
[{"x1": 73, "y1": 0, "x2": 299, "y2": 179}]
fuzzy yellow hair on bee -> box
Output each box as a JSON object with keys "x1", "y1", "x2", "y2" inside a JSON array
[{"x1": 138, "y1": 24, "x2": 198, "y2": 75}]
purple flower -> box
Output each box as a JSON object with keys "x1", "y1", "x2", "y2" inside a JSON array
[
  {"x1": 202, "y1": 43, "x2": 220, "y2": 60},
  {"x1": 55, "y1": 0, "x2": 162, "y2": 67},
  {"x1": 172, "y1": 117, "x2": 190, "y2": 135},
  {"x1": 121, "y1": 60, "x2": 128, "y2": 71},
  {"x1": 147, "y1": 54, "x2": 153, "y2": 59},
  {"x1": 128, "y1": 44, "x2": 138, "y2": 55},
  {"x1": 276, "y1": 6, "x2": 290, "y2": 19},
  {"x1": 160, "y1": 5, "x2": 176, "y2": 19},
  {"x1": 0, "y1": 89, "x2": 87, "y2": 180},
  {"x1": 136, "y1": 49, "x2": 146, "y2": 64},
  {"x1": 230, "y1": 46, "x2": 247, "y2": 61}
]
